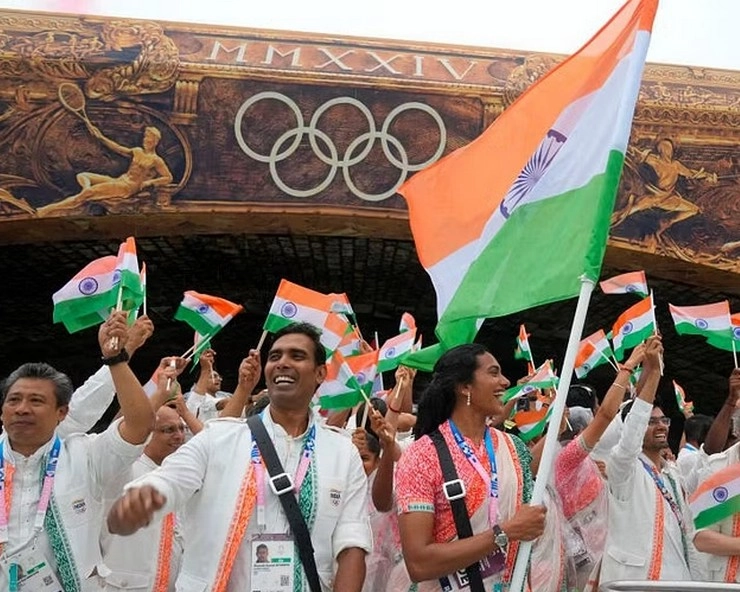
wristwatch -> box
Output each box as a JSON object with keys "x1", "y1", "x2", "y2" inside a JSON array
[
  {"x1": 492, "y1": 524, "x2": 509, "y2": 551},
  {"x1": 101, "y1": 348, "x2": 130, "y2": 366}
]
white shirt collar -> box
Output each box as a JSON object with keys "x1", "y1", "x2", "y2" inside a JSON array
[{"x1": 261, "y1": 404, "x2": 316, "y2": 440}]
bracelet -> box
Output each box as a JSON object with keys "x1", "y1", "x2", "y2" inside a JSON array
[
  {"x1": 612, "y1": 382, "x2": 627, "y2": 391},
  {"x1": 618, "y1": 364, "x2": 634, "y2": 373},
  {"x1": 387, "y1": 403, "x2": 402, "y2": 414},
  {"x1": 101, "y1": 349, "x2": 130, "y2": 366}
]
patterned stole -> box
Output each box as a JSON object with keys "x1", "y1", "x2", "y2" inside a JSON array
[
  {"x1": 152, "y1": 513, "x2": 176, "y2": 592},
  {"x1": 211, "y1": 464, "x2": 258, "y2": 592},
  {"x1": 294, "y1": 459, "x2": 318, "y2": 592},
  {"x1": 44, "y1": 493, "x2": 82, "y2": 592}
]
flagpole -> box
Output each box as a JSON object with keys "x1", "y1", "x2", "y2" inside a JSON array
[
  {"x1": 374, "y1": 331, "x2": 385, "y2": 391},
  {"x1": 733, "y1": 340, "x2": 738, "y2": 369},
  {"x1": 509, "y1": 277, "x2": 595, "y2": 592},
  {"x1": 109, "y1": 282, "x2": 124, "y2": 350}
]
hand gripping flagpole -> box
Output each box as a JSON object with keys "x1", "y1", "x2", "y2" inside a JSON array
[{"x1": 509, "y1": 277, "x2": 595, "y2": 592}]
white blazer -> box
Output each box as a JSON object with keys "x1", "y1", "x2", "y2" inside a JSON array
[{"x1": 127, "y1": 409, "x2": 372, "y2": 592}]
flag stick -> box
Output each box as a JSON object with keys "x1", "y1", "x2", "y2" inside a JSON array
[
  {"x1": 509, "y1": 277, "x2": 595, "y2": 592},
  {"x1": 180, "y1": 343, "x2": 197, "y2": 359},
  {"x1": 391, "y1": 375, "x2": 405, "y2": 408},
  {"x1": 256, "y1": 330, "x2": 268, "y2": 351},
  {"x1": 650, "y1": 290, "x2": 664, "y2": 376},
  {"x1": 143, "y1": 289, "x2": 147, "y2": 317},
  {"x1": 361, "y1": 396, "x2": 372, "y2": 430},
  {"x1": 165, "y1": 358, "x2": 176, "y2": 392},
  {"x1": 733, "y1": 340, "x2": 738, "y2": 369},
  {"x1": 375, "y1": 331, "x2": 386, "y2": 391},
  {"x1": 588, "y1": 340, "x2": 620, "y2": 372},
  {"x1": 353, "y1": 316, "x2": 366, "y2": 344},
  {"x1": 109, "y1": 282, "x2": 124, "y2": 350}
]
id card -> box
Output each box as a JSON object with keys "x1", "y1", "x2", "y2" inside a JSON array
[
  {"x1": 451, "y1": 550, "x2": 505, "y2": 589},
  {"x1": 3, "y1": 545, "x2": 63, "y2": 592},
  {"x1": 250, "y1": 534, "x2": 294, "y2": 592}
]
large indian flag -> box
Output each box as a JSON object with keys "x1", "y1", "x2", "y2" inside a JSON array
[
  {"x1": 612, "y1": 295, "x2": 656, "y2": 360},
  {"x1": 264, "y1": 280, "x2": 331, "y2": 334},
  {"x1": 690, "y1": 463, "x2": 740, "y2": 530},
  {"x1": 174, "y1": 291, "x2": 243, "y2": 337},
  {"x1": 52, "y1": 255, "x2": 119, "y2": 333},
  {"x1": 400, "y1": 0, "x2": 657, "y2": 350}
]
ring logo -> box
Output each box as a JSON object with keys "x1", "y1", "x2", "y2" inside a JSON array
[{"x1": 234, "y1": 92, "x2": 447, "y2": 202}]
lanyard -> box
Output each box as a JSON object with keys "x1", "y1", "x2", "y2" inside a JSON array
[
  {"x1": 448, "y1": 420, "x2": 499, "y2": 525},
  {"x1": 640, "y1": 459, "x2": 686, "y2": 532},
  {"x1": 251, "y1": 422, "x2": 316, "y2": 527},
  {"x1": 683, "y1": 443, "x2": 697, "y2": 453},
  {"x1": 0, "y1": 436, "x2": 62, "y2": 548}
]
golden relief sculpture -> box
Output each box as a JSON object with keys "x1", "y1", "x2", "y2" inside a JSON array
[{"x1": 611, "y1": 139, "x2": 717, "y2": 246}]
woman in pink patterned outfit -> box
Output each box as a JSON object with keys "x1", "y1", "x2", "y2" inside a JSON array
[
  {"x1": 553, "y1": 343, "x2": 647, "y2": 590},
  {"x1": 392, "y1": 344, "x2": 547, "y2": 592}
]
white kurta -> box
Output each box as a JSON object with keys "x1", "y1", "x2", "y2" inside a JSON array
[
  {"x1": 0, "y1": 420, "x2": 144, "y2": 591},
  {"x1": 59, "y1": 366, "x2": 116, "y2": 437},
  {"x1": 127, "y1": 407, "x2": 372, "y2": 592},
  {"x1": 677, "y1": 445, "x2": 702, "y2": 495},
  {"x1": 101, "y1": 455, "x2": 183, "y2": 591},
  {"x1": 601, "y1": 398, "x2": 702, "y2": 584}
]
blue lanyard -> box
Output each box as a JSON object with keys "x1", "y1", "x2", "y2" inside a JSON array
[
  {"x1": 640, "y1": 459, "x2": 685, "y2": 531},
  {"x1": 448, "y1": 420, "x2": 499, "y2": 523}
]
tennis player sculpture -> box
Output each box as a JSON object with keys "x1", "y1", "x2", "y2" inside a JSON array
[{"x1": 36, "y1": 83, "x2": 173, "y2": 217}]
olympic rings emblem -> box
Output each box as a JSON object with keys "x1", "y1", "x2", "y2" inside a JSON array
[{"x1": 234, "y1": 92, "x2": 447, "y2": 202}]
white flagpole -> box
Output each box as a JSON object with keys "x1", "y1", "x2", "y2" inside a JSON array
[
  {"x1": 509, "y1": 277, "x2": 595, "y2": 592},
  {"x1": 649, "y1": 290, "x2": 664, "y2": 376},
  {"x1": 733, "y1": 340, "x2": 738, "y2": 369}
]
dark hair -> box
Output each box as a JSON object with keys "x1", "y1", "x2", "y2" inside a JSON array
[
  {"x1": 684, "y1": 414, "x2": 713, "y2": 445},
  {"x1": 357, "y1": 397, "x2": 388, "y2": 439},
  {"x1": 414, "y1": 343, "x2": 488, "y2": 439},
  {"x1": 271, "y1": 322, "x2": 326, "y2": 365},
  {"x1": 364, "y1": 432, "x2": 381, "y2": 457},
  {"x1": 1, "y1": 362, "x2": 73, "y2": 408},
  {"x1": 567, "y1": 384, "x2": 597, "y2": 411},
  {"x1": 256, "y1": 543, "x2": 268, "y2": 552},
  {"x1": 621, "y1": 400, "x2": 662, "y2": 423}
]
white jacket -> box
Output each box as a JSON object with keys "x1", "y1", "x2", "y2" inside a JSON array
[
  {"x1": 127, "y1": 408, "x2": 372, "y2": 592},
  {"x1": 0, "y1": 421, "x2": 144, "y2": 590},
  {"x1": 601, "y1": 399, "x2": 704, "y2": 583}
]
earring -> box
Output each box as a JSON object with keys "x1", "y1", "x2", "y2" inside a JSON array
[{"x1": 466, "y1": 391, "x2": 471, "y2": 406}]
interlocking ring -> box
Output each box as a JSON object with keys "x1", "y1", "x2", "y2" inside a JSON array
[{"x1": 233, "y1": 92, "x2": 447, "y2": 202}]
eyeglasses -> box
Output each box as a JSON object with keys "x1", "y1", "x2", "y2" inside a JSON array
[
  {"x1": 647, "y1": 417, "x2": 671, "y2": 427},
  {"x1": 157, "y1": 425, "x2": 187, "y2": 434}
]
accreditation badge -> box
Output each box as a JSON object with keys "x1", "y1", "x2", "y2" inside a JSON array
[
  {"x1": 250, "y1": 533, "x2": 295, "y2": 592},
  {"x1": 3, "y1": 542, "x2": 63, "y2": 592}
]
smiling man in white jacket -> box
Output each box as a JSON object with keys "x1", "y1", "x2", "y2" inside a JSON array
[{"x1": 107, "y1": 322, "x2": 372, "y2": 592}]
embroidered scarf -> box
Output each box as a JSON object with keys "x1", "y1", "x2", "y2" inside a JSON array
[{"x1": 44, "y1": 493, "x2": 82, "y2": 592}]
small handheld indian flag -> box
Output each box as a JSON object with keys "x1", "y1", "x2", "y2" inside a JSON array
[
  {"x1": 673, "y1": 380, "x2": 693, "y2": 415},
  {"x1": 690, "y1": 463, "x2": 740, "y2": 530},
  {"x1": 139, "y1": 262, "x2": 147, "y2": 316},
  {"x1": 399, "y1": 312, "x2": 416, "y2": 333},
  {"x1": 337, "y1": 325, "x2": 362, "y2": 357},
  {"x1": 669, "y1": 301, "x2": 734, "y2": 350},
  {"x1": 317, "y1": 351, "x2": 364, "y2": 410},
  {"x1": 114, "y1": 237, "x2": 144, "y2": 310},
  {"x1": 600, "y1": 270, "x2": 649, "y2": 297},
  {"x1": 174, "y1": 291, "x2": 243, "y2": 338},
  {"x1": 611, "y1": 295, "x2": 656, "y2": 360},
  {"x1": 264, "y1": 280, "x2": 331, "y2": 334},
  {"x1": 574, "y1": 329, "x2": 615, "y2": 378},
  {"x1": 346, "y1": 350, "x2": 379, "y2": 397},
  {"x1": 377, "y1": 328, "x2": 417, "y2": 373},
  {"x1": 514, "y1": 324, "x2": 535, "y2": 366},
  {"x1": 320, "y1": 312, "x2": 351, "y2": 355},
  {"x1": 52, "y1": 255, "x2": 119, "y2": 333},
  {"x1": 513, "y1": 407, "x2": 552, "y2": 443},
  {"x1": 503, "y1": 360, "x2": 558, "y2": 403}
]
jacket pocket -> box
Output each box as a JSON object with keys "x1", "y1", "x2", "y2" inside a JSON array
[
  {"x1": 176, "y1": 571, "x2": 209, "y2": 592},
  {"x1": 103, "y1": 570, "x2": 150, "y2": 590},
  {"x1": 606, "y1": 547, "x2": 646, "y2": 567}
]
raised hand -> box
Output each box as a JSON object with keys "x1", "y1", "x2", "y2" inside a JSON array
[
  {"x1": 99, "y1": 310, "x2": 129, "y2": 358},
  {"x1": 500, "y1": 504, "x2": 547, "y2": 542}
]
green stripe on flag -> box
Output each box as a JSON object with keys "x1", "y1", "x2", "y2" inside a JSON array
[
  {"x1": 174, "y1": 306, "x2": 221, "y2": 337},
  {"x1": 694, "y1": 494, "x2": 740, "y2": 530},
  {"x1": 437, "y1": 150, "x2": 624, "y2": 344}
]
